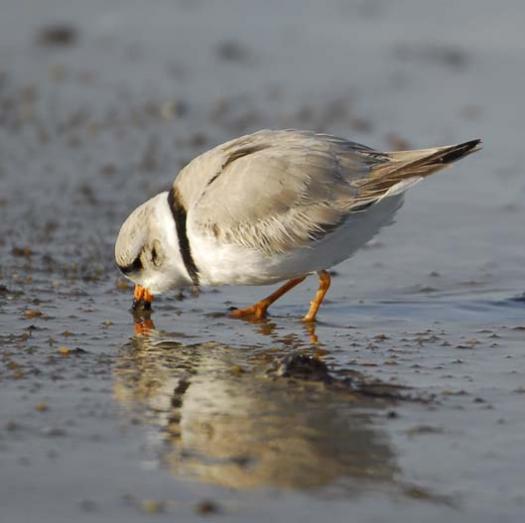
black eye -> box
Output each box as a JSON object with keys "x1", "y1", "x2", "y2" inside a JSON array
[
  {"x1": 150, "y1": 241, "x2": 163, "y2": 267},
  {"x1": 118, "y1": 254, "x2": 143, "y2": 275}
]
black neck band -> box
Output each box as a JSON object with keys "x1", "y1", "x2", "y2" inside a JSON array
[{"x1": 167, "y1": 188, "x2": 200, "y2": 287}]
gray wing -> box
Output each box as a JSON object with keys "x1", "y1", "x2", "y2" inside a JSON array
[
  {"x1": 176, "y1": 130, "x2": 388, "y2": 255},
  {"x1": 175, "y1": 129, "x2": 479, "y2": 256}
]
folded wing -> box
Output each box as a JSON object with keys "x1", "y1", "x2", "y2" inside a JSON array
[{"x1": 175, "y1": 130, "x2": 480, "y2": 256}]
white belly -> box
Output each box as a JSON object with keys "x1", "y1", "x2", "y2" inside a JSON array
[{"x1": 191, "y1": 193, "x2": 404, "y2": 286}]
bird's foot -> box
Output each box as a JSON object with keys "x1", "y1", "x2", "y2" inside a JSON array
[{"x1": 228, "y1": 301, "x2": 269, "y2": 321}]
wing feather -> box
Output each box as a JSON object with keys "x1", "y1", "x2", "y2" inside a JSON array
[
  {"x1": 173, "y1": 130, "x2": 479, "y2": 256},
  {"x1": 177, "y1": 131, "x2": 383, "y2": 254}
]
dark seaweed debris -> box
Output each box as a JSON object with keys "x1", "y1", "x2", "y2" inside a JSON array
[
  {"x1": 270, "y1": 352, "x2": 433, "y2": 403},
  {"x1": 274, "y1": 353, "x2": 334, "y2": 382}
]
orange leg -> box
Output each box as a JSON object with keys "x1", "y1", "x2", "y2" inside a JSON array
[
  {"x1": 132, "y1": 284, "x2": 154, "y2": 310},
  {"x1": 303, "y1": 270, "x2": 331, "y2": 322},
  {"x1": 229, "y1": 276, "x2": 306, "y2": 320}
]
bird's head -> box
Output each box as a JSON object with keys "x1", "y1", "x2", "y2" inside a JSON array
[{"x1": 115, "y1": 191, "x2": 193, "y2": 310}]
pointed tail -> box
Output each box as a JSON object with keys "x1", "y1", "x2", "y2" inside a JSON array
[{"x1": 355, "y1": 139, "x2": 482, "y2": 200}]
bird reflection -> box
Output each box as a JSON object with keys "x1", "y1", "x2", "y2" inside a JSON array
[{"x1": 114, "y1": 314, "x2": 399, "y2": 492}]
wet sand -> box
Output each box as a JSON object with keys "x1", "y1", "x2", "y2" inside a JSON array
[{"x1": 1, "y1": 1, "x2": 525, "y2": 522}]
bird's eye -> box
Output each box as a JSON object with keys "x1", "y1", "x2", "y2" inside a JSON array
[
  {"x1": 150, "y1": 240, "x2": 163, "y2": 267},
  {"x1": 118, "y1": 254, "x2": 143, "y2": 275}
]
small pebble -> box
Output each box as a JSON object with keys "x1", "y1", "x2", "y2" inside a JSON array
[
  {"x1": 140, "y1": 499, "x2": 165, "y2": 514},
  {"x1": 36, "y1": 24, "x2": 78, "y2": 47},
  {"x1": 35, "y1": 402, "x2": 49, "y2": 412},
  {"x1": 24, "y1": 309, "x2": 42, "y2": 319},
  {"x1": 40, "y1": 427, "x2": 67, "y2": 437},
  {"x1": 195, "y1": 499, "x2": 220, "y2": 515}
]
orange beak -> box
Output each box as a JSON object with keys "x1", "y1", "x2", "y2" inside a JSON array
[{"x1": 132, "y1": 284, "x2": 154, "y2": 311}]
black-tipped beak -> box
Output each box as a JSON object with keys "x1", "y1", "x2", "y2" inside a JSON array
[{"x1": 132, "y1": 284, "x2": 153, "y2": 311}]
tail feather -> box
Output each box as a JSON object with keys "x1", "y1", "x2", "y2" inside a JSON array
[
  {"x1": 354, "y1": 139, "x2": 482, "y2": 200},
  {"x1": 388, "y1": 139, "x2": 482, "y2": 168}
]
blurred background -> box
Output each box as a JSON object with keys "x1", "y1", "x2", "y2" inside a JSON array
[
  {"x1": 1, "y1": 0, "x2": 523, "y2": 292},
  {"x1": 1, "y1": 0, "x2": 524, "y2": 294}
]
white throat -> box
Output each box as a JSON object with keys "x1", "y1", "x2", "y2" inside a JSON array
[{"x1": 145, "y1": 191, "x2": 194, "y2": 292}]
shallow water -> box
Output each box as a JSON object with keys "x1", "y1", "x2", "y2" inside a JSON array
[{"x1": 1, "y1": 1, "x2": 525, "y2": 522}]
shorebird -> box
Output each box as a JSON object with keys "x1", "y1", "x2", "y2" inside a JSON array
[{"x1": 115, "y1": 129, "x2": 480, "y2": 321}]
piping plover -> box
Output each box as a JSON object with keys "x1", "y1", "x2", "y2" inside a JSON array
[{"x1": 115, "y1": 129, "x2": 480, "y2": 321}]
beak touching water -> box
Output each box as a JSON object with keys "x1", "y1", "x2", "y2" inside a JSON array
[{"x1": 132, "y1": 284, "x2": 154, "y2": 311}]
